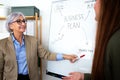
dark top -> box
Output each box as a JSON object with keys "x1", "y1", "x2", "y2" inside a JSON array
[
  {"x1": 104, "y1": 29, "x2": 120, "y2": 80},
  {"x1": 84, "y1": 29, "x2": 120, "y2": 80}
]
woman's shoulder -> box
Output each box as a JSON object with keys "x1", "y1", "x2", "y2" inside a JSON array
[
  {"x1": 0, "y1": 37, "x2": 9, "y2": 44},
  {"x1": 0, "y1": 37, "x2": 9, "y2": 50},
  {"x1": 25, "y1": 35, "x2": 36, "y2": 39},
  {"x1": 24, "y1": 35, "x2": 38, "y2": 41},
  {"x1": 108, "y1": 29, "x2": 120, "y2": 46},
  {"x1": 106, "y1": 29, "x2": 120, "y2": 56}
]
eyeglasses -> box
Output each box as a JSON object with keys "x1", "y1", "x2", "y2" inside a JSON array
[{"x1": 12, "y1": 19, "x2": 27, "y2": 25}]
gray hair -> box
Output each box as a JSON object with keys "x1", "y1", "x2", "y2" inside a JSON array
[{"x1": 6, "y1": 12, "x2": 26, "y2": 32}]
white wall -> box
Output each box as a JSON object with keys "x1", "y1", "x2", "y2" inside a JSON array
[{"x1": 0, "y1": 0, "x2": 61, "y2": 80}]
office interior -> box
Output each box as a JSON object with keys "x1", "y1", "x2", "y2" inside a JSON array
[{"x1": 0, "y1": 0, "x2": 97, "y2": 80}]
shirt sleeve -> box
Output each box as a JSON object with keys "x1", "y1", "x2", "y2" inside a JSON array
[
  {"x1": 84, "y1": 73, "x2": 91, "y2": 80},
  {"x1": 56, "y1": 53, "x2": 64, "y2": 61}
]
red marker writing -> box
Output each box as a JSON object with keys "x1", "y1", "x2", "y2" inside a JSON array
[{"x1": 80, "y1": 54, "x2": 85, "y2": 58}]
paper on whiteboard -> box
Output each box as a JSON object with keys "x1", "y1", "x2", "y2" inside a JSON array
[{"x1": 47, "y1": 0, "x2": 97, "y2": 76}]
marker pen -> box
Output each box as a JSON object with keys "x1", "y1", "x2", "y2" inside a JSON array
[{"x1": 80, "y1": 54, "x2": 85, "y2": 58}]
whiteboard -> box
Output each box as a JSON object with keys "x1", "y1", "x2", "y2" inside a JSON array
[{"x1": 47, "y1": 0, "x2": 97, "y2": 77}]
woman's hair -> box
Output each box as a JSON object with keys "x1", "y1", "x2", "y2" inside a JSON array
[
  {"x1": 91, "y1": 0, "x2": 120, "y2": 80},
  {"x1": 6, "y1": 12, "x2": 26, "y2": 32}
]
